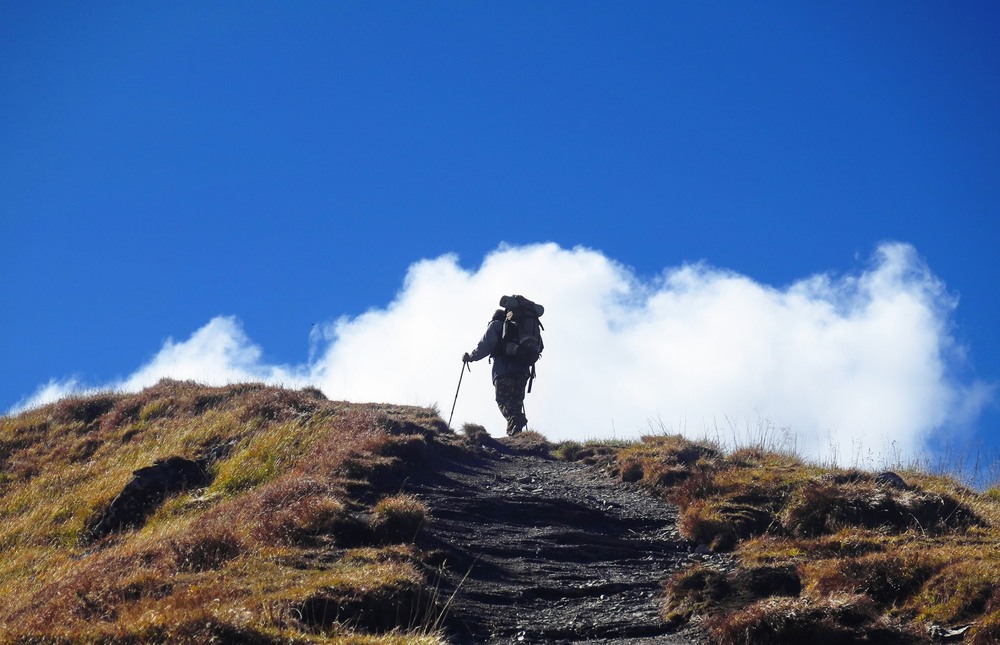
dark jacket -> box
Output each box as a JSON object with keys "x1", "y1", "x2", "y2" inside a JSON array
[{"x1": 468, "y1": 317, "x2": 530, "y2": 384}]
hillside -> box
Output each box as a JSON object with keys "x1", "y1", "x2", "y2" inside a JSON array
[{"x1": 1, "y1": 381, "x2": 999, "y2": 643}]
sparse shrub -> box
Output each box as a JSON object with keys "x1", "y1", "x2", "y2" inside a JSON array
[
  {"x1": 553, "y1": 440, "x2": 583, "y2": 461},
  {"x1": 166, "y1": 518, "x2": 242, "y2": 571},
  {"x1": 678, "y1": 500, "x2": 736, "y2": 551},
  {"x1": 295, "y1": 568, "x2": 426, "y2": 633},
  {"x1": 805, "y1": 550, "x2": 939, "y2": 608},
  {"x1": 50, "y1": 393, "x2": 120, "y2": 428},
  {"x1": 781, "y1": 478, "x2": 981, "y2": 537},
  {"x1": 731, "y1": 565, "x2": 802, "y2": 599},
  {"x1": 372, "y1": 494, "x2": 429, "y2": 543},
  {"x1": 378, "y1": 433, "x2": 428, "y2": 463},
  {"x1": 239, "y1": 386, "x2": 320, "y2": 425},
  {"x1": 667, "y1": 562, "x2": 804, "y2": 631},
  {"x1": 505, "y1": 430, "x2": 553, "y2": 456},
  {"x1": 707, "y1": 593, "x2": 903, "y2": 645},
  {"x1": 377, "y1": 405, "x2": 448, "y2": 436},
  {"x1": 616, "y1": 434, "x2": 720, "y2": 490},
  {"x1": 662, "y1": 564, "x2": 731, "y2": 624},
  {"x1": 303, "y1": 409, "x2": 386, "y2": 477},
  {"x1": 714, "y1": 501, "x2": 774, "y2": 540},
  {"x1": 290, "y1": 495, "x2": 348, "y2": 536},
  {"x1": 911, "y1": 559, "x2": 999, "y2": 624},
  {"x1": 461, "y1": 423, "x2": 491, "y2": 444},
  {"x1": 240, "y1": 477, "x2": 338, "y2": 545},
  {"x1": 668, "y1": 466, "x2": 718, "y2": 508},
  {"x1": 676, "y1": 497, "x2": 772, "y2": 552},
  {"x1": 264, "y1": 492, "x2": 347, "y2": 545},
  {"x1": 620, "y1": 459, "x2": 644, "y2": 483},
  {"x1": 552, "y1": 440, "x2": 622, "y2": 467},
  {"x1": 300, "y1": 385, "x2": 327, "y2": 400}
]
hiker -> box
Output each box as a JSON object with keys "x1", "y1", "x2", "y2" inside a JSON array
[{"x1": 462, "y1": 295, "x2": 544, "y2": 436}]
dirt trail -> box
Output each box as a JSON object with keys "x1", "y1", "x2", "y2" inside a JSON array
[{"x1": 400, "y1": 438, "x2": 710, "y2": 644}]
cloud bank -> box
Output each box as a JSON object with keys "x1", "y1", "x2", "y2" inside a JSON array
[{"x1": 19, "y1": 242, "x2": 993, "y2": 462}]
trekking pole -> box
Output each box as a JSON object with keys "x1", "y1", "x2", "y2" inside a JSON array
[{"x1": 448, "y1": 360, "x2": 471, "y2": 429}]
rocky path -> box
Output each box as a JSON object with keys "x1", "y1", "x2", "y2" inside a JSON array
[{"x1": 401, "y1": 439, "x2": 708, "y2": 644}]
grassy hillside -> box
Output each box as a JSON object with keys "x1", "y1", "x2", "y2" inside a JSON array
[
  {"x1": 0, "y1": 380, "x2": 450, "y2": 644},
  {"x1": 4, "y1": 381, "x2": 999, "y2": 644},
  {"x1": 586, "y1": 434, "x2": 1000, "y2": 644}
]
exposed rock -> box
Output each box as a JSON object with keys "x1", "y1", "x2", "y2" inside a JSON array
[
  {"x1": 875, "y1": 471, "x2": 909, "y2": 489},
  {"x1": 84, "y1": 456, "x2": 208, "y2": 542},
  {"x1": 928, "y1": 623, "x2": 972, "y2": 641}
]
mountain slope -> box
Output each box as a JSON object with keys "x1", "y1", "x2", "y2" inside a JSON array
[
  {"x1": 3, "y1": 381, "x2": 999, "y2": 644},
  {"x1": 0, "y1": 381, "x2": 704, "y2": 644},
  {"x1": 0, "y1": 381, "x2": 447, "y2": 643}
]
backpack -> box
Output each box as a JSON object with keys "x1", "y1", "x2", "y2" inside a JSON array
[{"x1": 498, "y1": 295, "x2": 545, "y2": 383}]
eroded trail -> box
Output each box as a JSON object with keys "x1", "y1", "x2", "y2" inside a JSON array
[{"x1": 401, "y1": 440, "x2": 705, "y2": 644}]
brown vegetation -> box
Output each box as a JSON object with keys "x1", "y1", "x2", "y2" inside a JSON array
[
  {"x1": 603, "y1": 434, "x2": 1000, "y2": 643},
  {"x1": 0, "y1": 380, "x2": 448, "y2": 643},
  {"x1": 8, "y1": 381, "x2": 1000, "y2": 643}
]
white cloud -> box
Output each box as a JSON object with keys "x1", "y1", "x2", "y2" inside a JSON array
[
  {"x1": 119, "y1": 316, "x2": 307, "y2": 391},
  {"x1": 15, "y1": 242, "x2": 993, "y2": 463}
]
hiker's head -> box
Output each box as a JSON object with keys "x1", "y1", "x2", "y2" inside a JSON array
[{"x1": 492, "y1": 308, "x2": 506, "y2": 322}]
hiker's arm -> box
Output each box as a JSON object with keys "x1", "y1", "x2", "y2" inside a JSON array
[{"x1": 467, "y1": 320, "x2": 502, "y2": 362}]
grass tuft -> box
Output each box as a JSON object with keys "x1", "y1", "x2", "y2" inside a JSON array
[
  {"x1": 706, "y1": 593, "x2": 921, "y2": 645},
  {"x1": 372, "y1": 494, "x2": 429, "y2": 544},
  {"x1": 662, "y1": 564, "x2": 730, "y2": 625}
]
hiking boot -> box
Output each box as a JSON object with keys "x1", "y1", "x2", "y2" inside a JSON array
[{"x1": 507, "y1": 419, "x2": 527, "y2": 436}]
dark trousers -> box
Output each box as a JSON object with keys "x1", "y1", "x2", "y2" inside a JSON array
[{"x1": 494, "y1": 372, "x2": 529, "y2": 435}]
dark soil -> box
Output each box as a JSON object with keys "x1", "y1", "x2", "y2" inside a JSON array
[{"x1": 398, "y1": 437, "x2": 713, "y2": 644}]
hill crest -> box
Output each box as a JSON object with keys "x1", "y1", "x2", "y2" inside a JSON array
[{"x1": 2, "y1": 380, "x2": 1000, "y2": 643}]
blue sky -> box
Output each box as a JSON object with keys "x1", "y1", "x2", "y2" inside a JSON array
[{"x1": 2, "y1": 3, "x2": 998, "y2": 472}]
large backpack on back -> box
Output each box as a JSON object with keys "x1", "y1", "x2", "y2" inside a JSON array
[{"x1": 498, "y1": 295, "x2": 544, "y2": 390}]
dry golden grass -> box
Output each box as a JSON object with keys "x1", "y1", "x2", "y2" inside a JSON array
[
  {"x1": 0, "y1": 380, "x2": 450, "y2": 644},
  {"x1": 371, "y1": 494, "x2": 429, "y2": 544},
  {"x1": 612, "y1": 433, "x2": 1000, "y2": 643}
]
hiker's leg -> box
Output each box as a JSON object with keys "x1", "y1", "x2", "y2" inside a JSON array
[
  {"x1": 495, "y1": 374, "x2": 528, "y2": 435},
  {"x1": 512, "y1": 372, "x2": 528, "y2": 433},
  {"x1": 494, "y1": 377, "x2": 515, "y2": 433}
]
